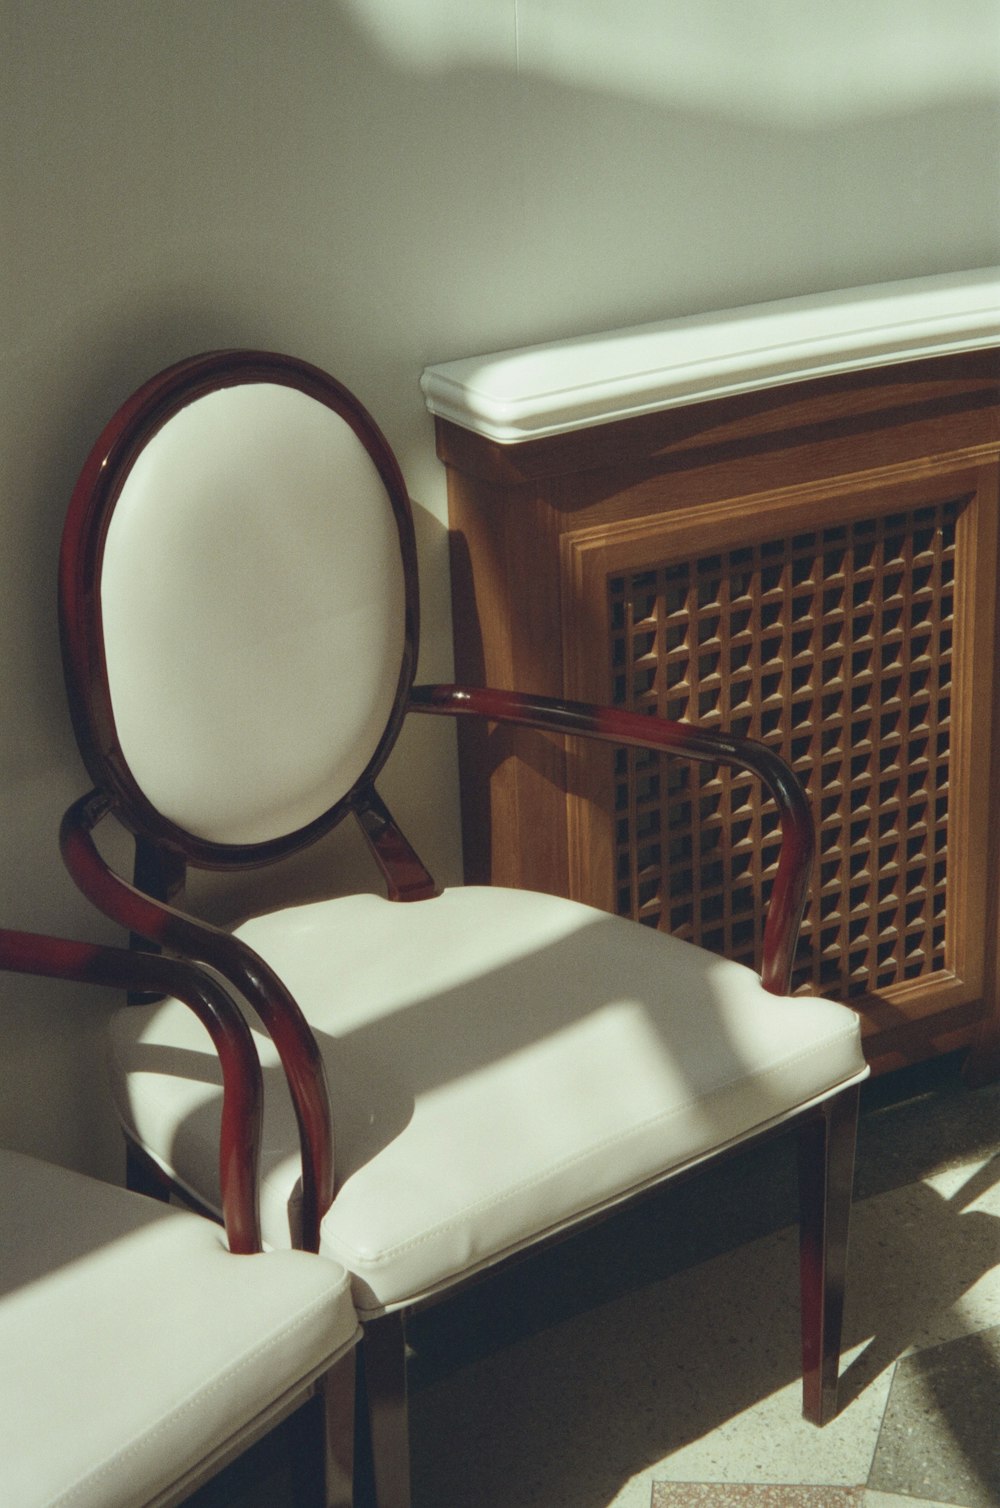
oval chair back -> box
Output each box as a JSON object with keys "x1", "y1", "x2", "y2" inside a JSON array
[{"x1": 60, "y1": 351, "x2": 418, "y2": 866}]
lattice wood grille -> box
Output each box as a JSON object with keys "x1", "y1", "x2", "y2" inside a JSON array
[{"x1": 609, "y1": 499, "x2": 963, "y2": 999}]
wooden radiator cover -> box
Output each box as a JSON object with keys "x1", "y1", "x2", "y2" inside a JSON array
[{"x1": 431, "y1": 347, "x2": 1000, "y2": 1077}]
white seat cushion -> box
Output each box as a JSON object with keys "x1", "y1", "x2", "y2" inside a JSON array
[
  {"x1": 110, "y1": 887, "x2": 866, "y2": 1314},
  {"x1": 0, "y1": 1149, "x2": 359, "y2": 1508}
]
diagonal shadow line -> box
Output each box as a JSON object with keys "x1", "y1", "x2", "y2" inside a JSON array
[{"x1": 837, "y1": 1150, "x2": 1000, "y2": 1497}]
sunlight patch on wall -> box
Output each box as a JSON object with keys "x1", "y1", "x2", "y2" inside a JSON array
[{"x1": 343, "y1": 0, "x2": 1000, "y2": 124}]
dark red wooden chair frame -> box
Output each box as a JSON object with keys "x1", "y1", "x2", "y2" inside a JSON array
[
  {"x1": 56, "y1": 352, "x2": 863, "y2": 1504},
  {"x1": 0, "y1": 925, "x2": 262, "y2": 1254}
]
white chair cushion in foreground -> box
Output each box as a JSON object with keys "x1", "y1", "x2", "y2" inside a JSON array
[
  {"x1": 0, "y1": 1149, "x2": 360, "y2": 1508},
  {"x1": 110, "y1": 886, "x2": 867, "y2": 1314}
]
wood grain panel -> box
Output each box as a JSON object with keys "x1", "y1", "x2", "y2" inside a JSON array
[{"x1": 441, "y1": 352, "x2": 1000, "y2": 1076}]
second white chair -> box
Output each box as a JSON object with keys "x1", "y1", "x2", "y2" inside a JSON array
[{"x1": 0, "y1": 926, "x2": 360, "y2": 1508}]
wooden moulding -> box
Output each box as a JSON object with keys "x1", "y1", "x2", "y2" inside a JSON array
[{"x1": 423, "y1": 269, "x2": 1000, "y2": 447}]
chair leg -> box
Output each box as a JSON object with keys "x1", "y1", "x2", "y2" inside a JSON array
[
  {"x1": 355, "y1": 1311, "x2": 411, "y2": 1508},
  {"x1": 796, "y1": 1082, "x2": 861, "y2": 1426},
  {"x1": 316, "y1": 1351, "x2": 356, "y2": 1508}
]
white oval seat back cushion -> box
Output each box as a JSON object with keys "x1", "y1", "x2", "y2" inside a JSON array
[{"x1": 100, "y1": 382, "x2": 406, "y2": 845}]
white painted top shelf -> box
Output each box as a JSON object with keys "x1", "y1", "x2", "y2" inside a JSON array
[{"x1": 421, "y1": 267, "x2": 1000, "y2": 444}]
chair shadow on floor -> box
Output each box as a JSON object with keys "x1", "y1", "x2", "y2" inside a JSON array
[
  {"x1": 837, "y1": 1153, "x2": 1000, "y2": 1500},
  {"x1": 406, "y1": 1140, "x2": 1000, "y2": 1508},
  {"x1": 840, "y1": 1153, "x2": 1000, "y2": 1403}
]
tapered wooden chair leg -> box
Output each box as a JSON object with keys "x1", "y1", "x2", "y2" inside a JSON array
[
  {"x1": 356, "y1": 1311, "x2": 411, "y2": 1508},
  {"x1": 287, "y1": 1359, "x2": 355, "y2": 1508},
  {"x1": 797, "y1": 1083, "x2": 861, "y2": 1425},
  {"x1": 318, "y1": 1350, "x2": 356, "y2": 1508}
]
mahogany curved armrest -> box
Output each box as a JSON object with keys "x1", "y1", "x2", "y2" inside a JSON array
[
  {"x1": 59, "y1": 792, "x2": 335, "y2": 1251},
  {"x1": 0, "y1": 926, "x2": 263, "y2": 1254},
  {"x1": 409, "y1": 683, "x2": 814, "y2": 997}
]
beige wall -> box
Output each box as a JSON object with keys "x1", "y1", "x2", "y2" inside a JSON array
[{"x1": 2, "y1": 0, "x2": 998, "y2": 1175}]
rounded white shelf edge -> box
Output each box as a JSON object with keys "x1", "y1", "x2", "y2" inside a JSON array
[{"x1": 421, "y1": 267, "x2": 1000, "y2": 444}]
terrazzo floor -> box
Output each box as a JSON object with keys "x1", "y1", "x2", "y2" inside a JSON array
[{"x1": 193, "y1": 1054, "x2": 1000, "y2": 1508}]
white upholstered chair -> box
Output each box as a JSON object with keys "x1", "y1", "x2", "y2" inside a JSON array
[
  {"x1": 57, "y1": 351, "x2": 869, "y2": 1508},
  {"x1": 0, "y1": 928, "x2": 359, "y2": 1508}
]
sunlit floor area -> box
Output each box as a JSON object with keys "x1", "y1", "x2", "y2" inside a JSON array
[{"x1": 194, "y1": 1054, "x2": 1000, "y2": 1508}]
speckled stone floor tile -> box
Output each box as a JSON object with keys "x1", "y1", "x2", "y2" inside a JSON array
[
  {"x1": 197, "y1": 1059, "x2": 1000, "y2": 1507},
  {"x1": 867, "y1": 1323, "x2": 1000, "y2": 1508},
  {"x1": 833, "y1": 1152, "x2": 1000, "y2": 1413},
  {"x1": 651, "y1": 1488, "x2": 865, "y2": 1505},
  {"x1": 864, "y1": 1494, "x2": 967, "y2": 1508},
  {"x1": 855, "y1": 1069, "x2": 1000, "y2": 1199},
  {"x1": 408, "y1": 1144, "x2": 1000, "y2": 1508},
  {"x1": 410, "y1": 1220, "x2": 893, "y2": 1506}
]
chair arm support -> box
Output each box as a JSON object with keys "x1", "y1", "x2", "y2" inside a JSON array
[
  {"x1": 409, "y1": 683, "x2": 814, "y2": 997},
  {"x1": 59, "y1": 791, "x2": 335, "y2": 1250},
  {"x1": 0, "y1": 926, "x2": 263, "y2": 1254},
  {"x1": 354, "y1": 786, "x2": 440, "y2": 901}
]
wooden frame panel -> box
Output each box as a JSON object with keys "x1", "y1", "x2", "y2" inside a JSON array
[
  {"x1": 441, "y1": 352, "x2": 1000, "y2": 1077},
  {"x1": 560, "y1": 455, "x2": 998, "y2": 1069}
]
